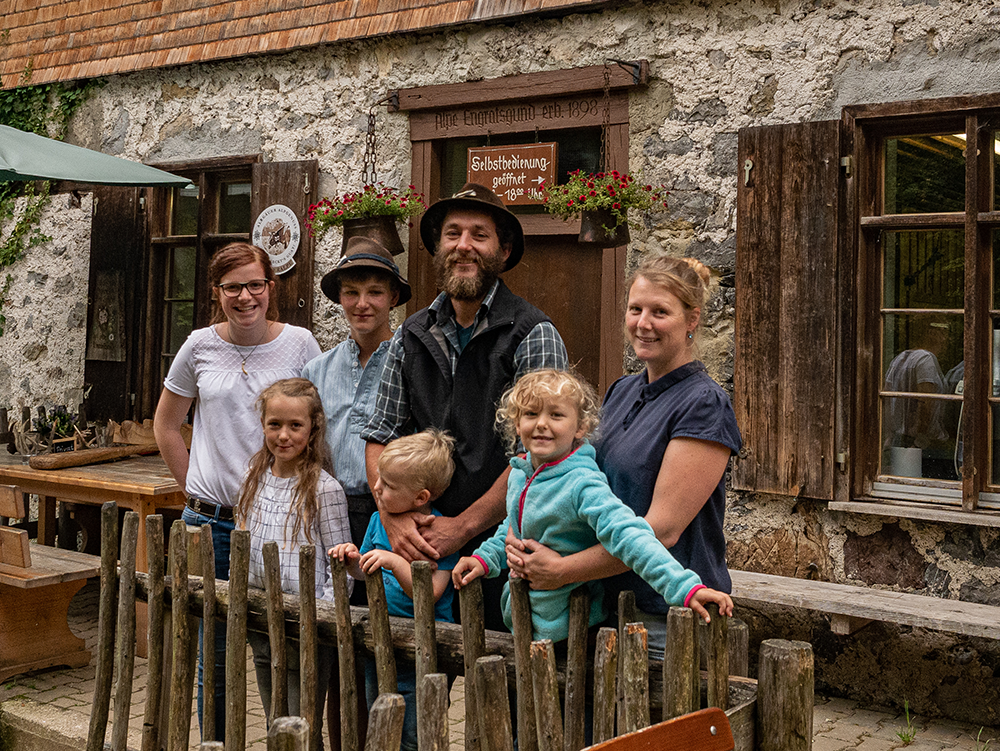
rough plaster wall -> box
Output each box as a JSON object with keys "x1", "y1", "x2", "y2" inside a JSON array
[{"x1": 2, "y1": 0, "x2": 1000, "y2": 717}]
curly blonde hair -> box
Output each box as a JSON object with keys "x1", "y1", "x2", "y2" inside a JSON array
[
  {"x1": 378, "y1": 429, "x2": 456, "y2": 501},
  {"x1": 496, "y1": 368, "x2": 601, "y2": 455},
  {"x1": 236, "y1": 378, "x2": 328, "y2": 544}
]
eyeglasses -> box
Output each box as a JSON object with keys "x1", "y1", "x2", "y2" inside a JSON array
[{"x1": 216, "y1": 279, "x2": 269, "y2": 297}]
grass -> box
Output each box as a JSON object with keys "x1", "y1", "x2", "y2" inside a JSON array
[
  {"x1": 895, "y1": 699, "x2": 916, "y2": 746},
  {"x1": 975, "y1": 727, "x2": 993, "y2": 751}
]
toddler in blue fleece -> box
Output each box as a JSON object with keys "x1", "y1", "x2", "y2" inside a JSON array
[{"x1": 452, "y1": 368, "x2": 732, "y2": 641}]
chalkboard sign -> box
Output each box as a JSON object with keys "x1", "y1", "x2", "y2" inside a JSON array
[{"x1": 467, "y1": 142, "x2": 558, "y2": 205}]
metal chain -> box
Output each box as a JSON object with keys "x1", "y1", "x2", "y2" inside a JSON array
[
  {"x1": 361, "y1": 102, "x2": 379, "y2": 186},
  {"x1": 600, "y1": 62, "x2": 612, "y2": 173}
]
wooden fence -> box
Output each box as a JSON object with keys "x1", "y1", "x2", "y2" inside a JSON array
[{"x1": 84, "y1": 505, "x2": 814, "y2": 751}]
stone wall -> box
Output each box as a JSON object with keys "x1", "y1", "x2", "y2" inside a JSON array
[{"x1": 3, "y1": 0, "x2": 1000, "y2": 722}]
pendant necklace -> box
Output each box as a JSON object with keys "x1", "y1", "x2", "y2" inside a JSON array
[{"x1": 231, "y1": 323, "x2": 270, "y2": 375}]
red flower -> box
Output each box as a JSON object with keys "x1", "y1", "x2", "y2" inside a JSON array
[
  {"x1": 589, "y1": 190, "x2": 597, "y2": 197},
  {"x1": 567, "y1": 199, "x2": 574, "y2": 206},
  {"x1": 612, "y1": 202, "x2": 621, "y2": 210}
]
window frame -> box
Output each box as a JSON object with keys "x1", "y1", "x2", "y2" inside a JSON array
[{"x1": 845, "y1": 95, "x2": 1000, "y2": 513}]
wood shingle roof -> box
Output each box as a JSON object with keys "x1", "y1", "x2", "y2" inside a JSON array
[{"x1": 1, "y1": 0, "x2": 612, "y2": 90}]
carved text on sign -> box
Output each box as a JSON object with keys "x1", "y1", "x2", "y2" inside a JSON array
[{"x1": 467, "y1": 143, "x2": 558, "y2": 206}]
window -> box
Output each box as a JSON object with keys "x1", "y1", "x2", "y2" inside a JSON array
[{"x1": 734, "y1": 96, "x2": 1000, "y2": 519}]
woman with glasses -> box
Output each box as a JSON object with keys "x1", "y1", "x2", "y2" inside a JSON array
[{"x1": 154, "y1": 241, "x2": 321, "y2": 741}]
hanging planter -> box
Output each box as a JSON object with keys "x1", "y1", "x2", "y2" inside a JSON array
[
  {"x1": 306, "y1": 183, "x2": 426, "y2": 256},
  {"x1": 538, "y1": 169, "x2": 668, "y2": 248}
]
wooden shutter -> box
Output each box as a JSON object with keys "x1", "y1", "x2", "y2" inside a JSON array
[
  {"x1": 84, "y1": 186, "x2": 147, "y2": 422},
  {"x1": 252, "y1": 160, "x2": 318, "y2": 330},
  {"x1": 733, "y1": 120, "x2": 843, "y2": 500}
]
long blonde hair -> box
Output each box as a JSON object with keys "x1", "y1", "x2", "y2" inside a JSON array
[{"x1": 236, "y1": 378, "x2": 328, "y2": 544}]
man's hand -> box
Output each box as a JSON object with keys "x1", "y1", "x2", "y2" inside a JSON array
[
  {"x1": 419, "y1": 514, "x2": 470, "y2": 559},
  {"x1": 381, "y1": 508, "x2": 438, "y2": 562}
]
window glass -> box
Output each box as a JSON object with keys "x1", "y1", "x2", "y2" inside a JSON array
[
  {"x1": 883, "y1": 135, "x2": 965, "y2": 214},
  {"x1": 440, "y1": 128, "x2": 601, "y2": 213},
  {"x1": 219, "y1": 181, "x2": 252, "y2": 234},
  {"x1": 880, "y1": 228, "x2": 964, "y2": 482},
  {"x1": 162, "y1": 245, "x2": 196, "y2": 376},
  {"x1": 994, "y1": 133, "x2": 1000, "y2": 211},
  {"x1": 171, "y1": 185, "x2": 199, "y2": 235}
]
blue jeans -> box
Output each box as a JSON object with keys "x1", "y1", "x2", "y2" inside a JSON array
[
  {"x1": 182, "y1": 505, "x2": 234, "y2": 742},
  {"x1": 365, "y1": 656, "x2": 417, "y2": 751}
]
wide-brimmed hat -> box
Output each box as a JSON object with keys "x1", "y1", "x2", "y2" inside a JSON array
[
  {"x1": 320, "y1": 236, "x2": 412, "y2": 305},
  {"x1": 419, "y1": 183, "x2": 524, "y2": 270}
]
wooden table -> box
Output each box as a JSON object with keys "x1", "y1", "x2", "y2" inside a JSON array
[{"x1": 0, "y1": 453, "x2": 186, "y2": 655}]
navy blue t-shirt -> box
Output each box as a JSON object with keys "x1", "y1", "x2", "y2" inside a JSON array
[{"x1": 594, "y1": 361, "x2": 741, "y2": 614}]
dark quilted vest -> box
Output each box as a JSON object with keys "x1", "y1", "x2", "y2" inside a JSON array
[{"x1": 401, "y1": 281, "x2": 550, "y2": 552}]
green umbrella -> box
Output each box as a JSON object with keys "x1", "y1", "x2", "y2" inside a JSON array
[{"x1": 0, "y1": 124, "x2": 191, "y2": 186}]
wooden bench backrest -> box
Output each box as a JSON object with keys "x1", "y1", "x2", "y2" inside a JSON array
[{"x1": 0, "y1": 484, "x2": 31, "y2": 568}]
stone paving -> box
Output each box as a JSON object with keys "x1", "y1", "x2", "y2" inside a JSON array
[{"x1": 0, "y1": 581, "x2": 996, "y2": 751}]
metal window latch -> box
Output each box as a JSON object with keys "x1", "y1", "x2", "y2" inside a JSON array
[
  {"x1": 303, "y1": 174, "x2": 310, "y2": 194},
  {"x1": 743, "y1": 159, "x2": 753, "y2": 186},
  {"x1": 836, "y1": 451, "x2": 847, "y2": 471},
  {"x1": 840, "y1": 156, "x2": 852, "y2": 176}
]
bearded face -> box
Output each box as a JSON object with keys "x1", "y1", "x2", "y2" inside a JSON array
[{"x1": 434, "y1": 209, "x2": 510, "y2": 301}]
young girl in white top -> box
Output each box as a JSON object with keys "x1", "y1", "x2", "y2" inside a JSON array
[{"x1": 237, "y1": 377, "x2": 350, "y2": 749}]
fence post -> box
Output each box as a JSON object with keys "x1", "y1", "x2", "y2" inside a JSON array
[
  {"x1": 111, "y1": 511, "x2": 139, "y2": 751},
  {"x1": 226, "y1": 529, "x2": 251, "y2": 751},
  {"x1": 563, "y1": 587, "x2": 589, "y2": 751},
  {"x1": 365, "y1": 693, "x2": 406, "y2": 751},
  {"x1": 141, "y1": 514, "x2": 166, "y2": 751},
  {"x1": 615, "y1": 592, "x2": 636, "y2": 733},
  {"x1": 620, "y1": 623, "x2": 649, "y2": 734},
  {"x1": 475, "y1": 656, "x2": 514, "y2": 751},
  {"x1": 591, "y1": 628, "x2": 617, "y2": 745},
  {"x1": 728, "y1": 618, "x2": 750, "y2": 678},
  {"x1": 530, "y1": 640, "x2": 563, "y2": 751},
  {"x1": 331, "y1": 554, "x2": 359, "y2": 751},
  {"x1": 86, "y1": 501, "x2": 118, "y2": 751},
  {"x1": 758, "y1": 639, "x2": 814, "y2": 751},
  {"x1": 705, "y1": 605, "x2": 729, "y2": 710},
  {"x1": 412, "y1": 560, "x2": 437, "y2": 713},
  {"x1": 418, "y1": 673, "x2": 450, "y2": 751},
  {"x1": 459, "y1": 578, "x2": 485, "y2": 751},
  {"x1": 509, "y1": 577, "x2": 538, "y2": 751},
  {"x1": 268, "y1": 716, "x2": 310, "y2": 750},
  {"x1": 663, "y1": 607, "x2": 697, "y2": 719},
  {"x1": 166, "y1": 520, "x2": 195, "y2": 751},
  {"x1": 299, "y1": 545, "x2": 319, "y2": 751},
  {"x1": 201, "y1": 524, "x2": 218, "y2": 741},
  {"x1": 264, "y1": 540, "x2": 290, "y2": 719},
  {"x1": 366, "y1": 568, "x2": 398, "y2": 694}
]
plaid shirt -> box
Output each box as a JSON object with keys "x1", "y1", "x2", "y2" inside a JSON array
[{"x1": 362, "y1": 281, "x2": 567, "y2": 445}]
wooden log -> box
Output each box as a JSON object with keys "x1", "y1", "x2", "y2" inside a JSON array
[
  {"x1": 226, "y1": 529, "x2": 251, "y2": 751},
  {"x1": 417, "y1": 673, "x2": 449, "y2": 751},
  {"x1": 111, "y1": 511, "x2": 139, "y2": 751},
  {"x1": 663, "y1": 607, "x2": 697, "y2": 719},
  {"x1": 615, "y1": 591, "x2": 635, "y2": 732},
  {"x1": 28, "y1": 443, "x2": 159, "y2": 470},
  {"x1": 268, "y1": 716, "x2": 310, "y2": 750},
  {"x1": 86, "y1": 501, "x2": 118, "y2": 751},
  {"x1": 331, "y1": 554, "x2": 359, "y2": 751},
  {"x1": 299, "y1": 545, "x2": 319, "y2": 751},
  {"x1": 167, "y1": 520, "x2": 194, "y2": 751},
  {"x1": 530, "y1": 640, "x2": 564, "y2": 751},
  {"x1": 621, "y1": 623, "x2": 649, "y2": 734},
  {"x1": 591, "y1": 628, "x2": 617, "y2": 745},
  {"x1": 264, "y1": 540, "x2": 290, "y2": 720},
  {"x1": 563, "y1": 587, "x2": 588, "y2": 751},
  {"x1": 364, "y1": 693, "x2": 405, "y2": 751},
  {"x1": 141, "y1": 514, "x2": 165, "y2": 751},
  {"x1": 201, "y1": 524, "x2": 218, "y2": 742},
  {"x1": 412, "y1": 560, "x2": 437, "y2": 700},
  {"x1": 366, "y1": 568, "x2": 398, "y2": 694},
  {"x1": 509, "y1": 577, "x2": 538, "y2": 751},
  {"x1": 475, "y1": 656, "x2": 514, "y2": 751},
  {"x1": 706, "y1": 606, "x2": 729, "y2": 710},
  {"x1": 757, "y1": 639, "x2": 813, "y2": 751},
  {"x1": 459, "y1": 577, "x2": 485, "y2": 751}
]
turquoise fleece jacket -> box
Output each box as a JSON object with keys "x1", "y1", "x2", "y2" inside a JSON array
[{"x1": 472, "y1": 442, "x2": 703, "y2": 641}]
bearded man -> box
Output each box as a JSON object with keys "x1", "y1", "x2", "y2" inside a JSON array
[{"x1": 362, "y1": 183, "x2": 567, "y2": 628}]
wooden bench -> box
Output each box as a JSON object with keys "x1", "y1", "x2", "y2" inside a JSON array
[
  {"x1": 0, "y1": 484, "x2": 101, "y2": 682},
  {"x1": 730, "y1": 569, "x2": 1000, "y2": 639}
]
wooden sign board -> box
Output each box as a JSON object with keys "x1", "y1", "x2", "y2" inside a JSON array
[{"x1": 467, "y1": 142, "x2": 557, "y2": 206}]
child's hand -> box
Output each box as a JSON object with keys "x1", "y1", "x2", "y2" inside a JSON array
[
  {"x1": 452, "y1": 556, "x2": 486, "y2": 590},
  {"x1": 688, "y1": 587, "x2": 734, "y2": 624},
  {"x1": 329, "y1": 543, "x2": 360, "y2": 565},
  {"x1": 359, "y1": 548, "x2": 404, "y2": 575}
]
